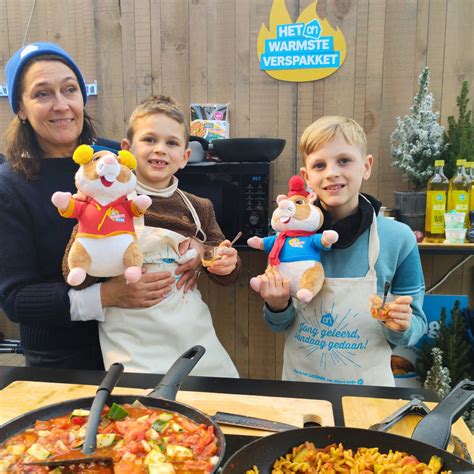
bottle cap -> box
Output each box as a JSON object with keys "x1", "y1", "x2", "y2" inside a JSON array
[
  {"x1": 434, "y1": 160, "x2": 444, "y2": 166},
  {"x1": 456, "y1": 159, "x2": 466, "y2": 165}
]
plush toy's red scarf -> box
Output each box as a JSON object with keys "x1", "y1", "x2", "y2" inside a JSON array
[{"x1": 268, "y1": 230, "x2": 315, "y2": 266}]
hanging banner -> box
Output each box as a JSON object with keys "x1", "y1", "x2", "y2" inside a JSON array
[{"x1": 257, "y1": 0, "x2": 346, "y2": 82}]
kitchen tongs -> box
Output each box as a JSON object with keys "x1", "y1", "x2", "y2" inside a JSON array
[
  {"x1": 368, "y1": 397, "x2": 431, "y2": 432},
  {"x1": 25, "y1": 363, "x2": 124, "y2": 469}
]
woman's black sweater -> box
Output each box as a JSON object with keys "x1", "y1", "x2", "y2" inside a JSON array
[{"x1": 0, "y1": 158, "x2": 101, "y2": 368}]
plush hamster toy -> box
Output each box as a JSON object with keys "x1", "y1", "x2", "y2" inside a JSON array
[
  {"x1": 51, "y1": 145, "x2": 152, "y2": 286},
  {"x1": 247, "y1": 176, "x2": 339, "y2": 304}
]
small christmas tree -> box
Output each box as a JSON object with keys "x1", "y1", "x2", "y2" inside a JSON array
[
  {"x1": 391, "y1": 67, "x2": 445, "y2": 190},
  {"x1": 415, "y1": 301, "x2": 472, "y2": 386},
  {"x1": 424, "y1": 347, "x2": 451, "y2": 399},
  {"x1": 439, "y1": 81, "x2": 474, "y2": 179}
]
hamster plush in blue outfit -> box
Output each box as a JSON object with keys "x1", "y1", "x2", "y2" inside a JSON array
[{"x1": 247, "y1": 176, "x2": 339, "y2": 304}]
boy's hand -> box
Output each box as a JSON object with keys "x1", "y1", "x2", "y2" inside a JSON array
[
  {"x1": 259, "y1": 267, "x2": 290, "y2": 312},
  {"x1": 208, "y1": 240, "x2": 237, "y2": 276},
  {"x1": 383, "y1": 295, "x2": 413, "y2": 331},
  {"x1": 176, "y1": 238, "x2": 203, "y2": 293}
]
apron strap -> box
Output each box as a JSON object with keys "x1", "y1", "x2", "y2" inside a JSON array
[
  {"x1": 360, "y1": 194, "x2": 379, "y2": 276},
  {"x1": 176, "y1": 189, "x2": 208, "y2": 243}
]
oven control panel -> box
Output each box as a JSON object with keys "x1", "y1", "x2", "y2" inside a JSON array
[{"x1": 243, "y1": 173, "x2": 269, "y2": 238}]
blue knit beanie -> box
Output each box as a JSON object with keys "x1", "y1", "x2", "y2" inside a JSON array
[{"x1": 5, "y1": 42, "x2": 88, "y2": 114}]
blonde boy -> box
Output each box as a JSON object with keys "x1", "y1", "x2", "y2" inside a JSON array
[{"x1": 258, "y1": 116, "x2": 426, "y2": 386}]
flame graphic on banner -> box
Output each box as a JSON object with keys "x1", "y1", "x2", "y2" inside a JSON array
[{"x1": 257, "y1": 0, "x2": 346, "y2": 82}]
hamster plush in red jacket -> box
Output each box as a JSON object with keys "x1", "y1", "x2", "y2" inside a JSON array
[
  {"x1": 247, "y1": 176, "x2": 338, "y2": 304},
  {"x1": 51, "y1": 145, "x2": 152, "y2": 286}
]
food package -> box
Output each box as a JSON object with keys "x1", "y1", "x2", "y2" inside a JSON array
[{"x1": 190, "y1": 103, "x2": 230, "y2": 140}]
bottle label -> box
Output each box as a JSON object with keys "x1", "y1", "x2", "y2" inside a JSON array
[
  {"x1": 426, "y1": 190, "x2": 446, "y2": 233},
  {"x1": 451, "y1": 190, "x2": 469, "y2": 213}
]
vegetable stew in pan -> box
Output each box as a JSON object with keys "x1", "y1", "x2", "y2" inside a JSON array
[{"x1": 0, "y1": 400, "x2": 219, "y2": 473}]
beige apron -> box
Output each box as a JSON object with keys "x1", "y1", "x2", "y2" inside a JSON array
[
  {"x1": 99, "y1": 226, "x2": 239, "y2": 378},
  {"x1": 282, "y1": 213, "x2": 395, "y2": 386}
]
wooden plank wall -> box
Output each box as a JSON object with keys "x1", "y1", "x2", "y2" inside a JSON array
[{"x1": 0, "y1": 0, "x2": 473, "y2": 379}]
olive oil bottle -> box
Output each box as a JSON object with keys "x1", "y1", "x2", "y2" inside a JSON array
[
  {"x1": 466, "y1": 161, "x2": 474, "y2": 212},
  {"x1": 425, "y1": 160, "x2": 449, "y2": 242},
  {"x1": 448, "y1": 159, "x2": 471, "y2": 228}
]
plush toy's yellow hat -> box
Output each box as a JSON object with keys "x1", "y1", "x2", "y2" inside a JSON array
[
  {"x1": 118, "y1": 150, "x2": 137, "y2": 170},
  {"x1": 72, "y1": 144, "x2": 94, "y2": 165},
  {"x1": 72, "y1": 145, "x2": 137, "y2": 170}
]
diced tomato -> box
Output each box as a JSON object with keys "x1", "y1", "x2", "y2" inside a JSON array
[
  {"x1": 114, "y1": 420, "x2": 131, "y2": 435},
  {"x1": 114, "y1": 459, "x2": 143, "y2": 474},
  {"x1": 179, "y1": 417, "x2": 199, "y2": 433},
  {"x1": 183, "y1": 459, "x2": 212, "y2": 470},
  {"x1": 71, "y1": 416, "x2": 87, "y2": 426},
  {"x1": 123, "y1": 423, "x2": 148, "y2": 442},
  {"x1": 401, "y1": 455, "x2": 420, "y2": 465},
  {"x1": 197, "y1": 441, "x2": 217, "y2": 459},
  {"x1": 99, "y1": 421, "x2": 115, "y2": 434},
  {"x1": 124, "y1": 440, "x2": 147, "y2": 455}
]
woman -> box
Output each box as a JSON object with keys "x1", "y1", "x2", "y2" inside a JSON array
[
  {"x1": 0, "y1": 42, "x2": 103, "y2": 369},
  {"x1": 0, "y1": 42, "x2": 179, "y2": 369}
]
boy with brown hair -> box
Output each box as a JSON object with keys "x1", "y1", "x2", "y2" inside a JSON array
[
  {"x1": 256, "y1": 116, "x2": 426, "y2": 386},
  {"x1": 67, "y1": 95, "x2": 240, "y2": 377}
]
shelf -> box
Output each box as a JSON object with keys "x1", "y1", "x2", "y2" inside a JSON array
[{"x1": 418, "y1": 242, "x2": 474, "y2": 255}]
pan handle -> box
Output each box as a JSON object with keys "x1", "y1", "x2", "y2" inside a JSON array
[
  {"x1": 83, "y1": 362, "x2": 124, "y2": 454},
  {"x1": 411, "y1": 379, "x2": 474, "y2": 449},
  {"x1": 189, "y1": 135, "x2": 209, "y2": 150},
  {"x1": 147, "y1": 346, "x2": 206, "y2": 401}
]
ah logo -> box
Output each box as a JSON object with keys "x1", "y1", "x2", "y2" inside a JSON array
[
  {"x1": 303, "y1": 19, "x2": 321, "y2": 39},
  {"x1": 321, "y1": 312, "x2": 334, "y2": 327}
]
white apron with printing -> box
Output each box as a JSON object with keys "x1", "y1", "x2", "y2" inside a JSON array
[
  {"x1": 99, "y1": 226, "x2": 239, "y2": 378},
  {"x1": 282, "y1": 213, "x2": 395, "y2": 386}
]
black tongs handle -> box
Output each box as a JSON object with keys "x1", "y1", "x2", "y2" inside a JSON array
[{"x1": 412, "y1": 379, "x2": 474, "y2": 449}]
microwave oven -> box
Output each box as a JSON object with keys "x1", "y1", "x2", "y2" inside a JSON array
[{"x1": 176, "y1": 161, "x2": 270, "y2": 247}]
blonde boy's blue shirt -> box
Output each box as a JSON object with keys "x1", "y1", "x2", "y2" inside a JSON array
[{"x1": 264, "y1": 215, "x2": 427, "y2": 348}]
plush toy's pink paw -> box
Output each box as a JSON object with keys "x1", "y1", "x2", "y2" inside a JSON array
[
  {"x1": 134, "y1": 195, "x2": 152, "y2": 212},
  {"x1": 322, "y1": 230, "x2": 339, "y2": 245},
  {"x1": 51, "y1": 191, "x2": 72, "y2": 211},
  {"x1": 247, "y1": 236, "x2": 262, "y2": 249},
  {"x1": 67, "y1": 268, "x2": 87, "y2": 286},
  {"x1": 249, "y1": 276, "x2": 262, "y2": 293},
  {"x1": 297, "y1": 288, "x2": 314, "y2": 304},
  {"x1": 124, "y1": 266, "x2": 142, "y2": 284}
]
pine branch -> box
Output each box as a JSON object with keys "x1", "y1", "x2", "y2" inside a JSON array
[{"x1": 439, "y1": 81, "x2": 474, "y2": 179}]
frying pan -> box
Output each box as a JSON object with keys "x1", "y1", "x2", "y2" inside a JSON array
[
  {"x1": 221, "y1": 380, "x2": 474, "y2": 473},
  {"x1": 208, "y1": 138, "x2": 286, "y2": 162},
  {"x1": 0, "y1": 345, "x2": 226, "y2": 471}
]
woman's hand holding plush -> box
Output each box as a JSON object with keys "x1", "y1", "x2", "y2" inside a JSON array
[{"x1": 100, "y1": 268, "x2": 175, "y2": 308}]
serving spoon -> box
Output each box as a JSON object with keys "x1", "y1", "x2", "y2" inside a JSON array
[{"x1": 24, "y1": 363, "x2": 123, "y2": 470}]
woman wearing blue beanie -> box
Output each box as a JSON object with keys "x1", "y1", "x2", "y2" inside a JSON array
[{"x1": 0, "y1": 42, "x2": 102, "y2": 369}]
